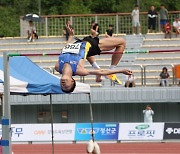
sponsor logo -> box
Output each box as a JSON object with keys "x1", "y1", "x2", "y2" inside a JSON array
[
  {"x1": 135, "y1": 124, "x2": 150, "y2": 130},
  {"x1": 166, "y1": 128, "x2": 174, "y2": 134},
  {"x1": 34, "y1": 130, "x2": 46, "y2": 135},
  {"x1": 166, "y1": 127, "x2": 180, "y2": 134},
  {"x1": 77, "y1": 128, "x2": 99, "y2": 135}
]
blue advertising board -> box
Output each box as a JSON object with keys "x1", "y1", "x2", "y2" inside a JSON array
[{"x1": 75, "y1": 123, "x2": 119, "y2": 141}]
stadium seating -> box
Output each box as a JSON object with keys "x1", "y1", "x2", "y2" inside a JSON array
[
  {"x1": 0, "y1": 33, "x2": 179, "y2": 87},
  {"x1": 141, "y1": 33, "x2": 180, "y2": 50}
]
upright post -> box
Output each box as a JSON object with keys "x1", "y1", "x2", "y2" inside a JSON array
[
  {"x1": 50, "y1": 94, "x2": 54, "y2": 154},
  {"x1": 38, "y1": 0, "x2": 41, "y2": 16},
  {"x1": 158, "y1": 14, "x2": 160, "y2": 32},
  {"x1": 70, "y1": 16, "x2": 73, "y2": 25},
  {"x1": 45, "y1": 17, "x2": 48, "y2": 36},
  {"x1": 116, "y1": 15, "x2": 119, "y2": 34},
  {"x1": 2, "y1": 52, "x2": 12, "y2": 154},
  {"x1": 95, "y1": 15, "x2": 98, "y2": 23}
]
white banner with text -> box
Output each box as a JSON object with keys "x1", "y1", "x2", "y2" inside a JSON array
[
  {"x1": 0, "y1": 124, "x2": 75, "y2": 141},
  {"x1": 118, "y1": 123, "x2": 164, "y2": 140}
]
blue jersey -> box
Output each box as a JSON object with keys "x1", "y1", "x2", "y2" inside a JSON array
[{"x1": 59, "y1": 42, "x2": 86, "y2": 76}]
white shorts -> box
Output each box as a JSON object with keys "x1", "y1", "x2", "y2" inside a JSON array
[{"x1": 132, "y1": 20, "x2": 140, "y2": 27}]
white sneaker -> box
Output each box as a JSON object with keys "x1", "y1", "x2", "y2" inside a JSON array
[
  {"x1": 133, "y1": 33, "x2": 136, "y2": 36},
  {"x1": 32, "y1": 39, "x2": 35, "y2": 42},
  {"x1": 27, "y1": 36, "x2": 32, "y2": 42},
  {"x1": 139, "y1": 33, "x2": 142, "y2": 35}
]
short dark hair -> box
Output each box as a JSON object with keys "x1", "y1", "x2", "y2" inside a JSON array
[
  {"x1": 162, "y1": 67, "x2": 168, "y2": 71},
  {"x1": 61, "y1": 78, "x2": 76, "y2": 93},
  {"x1": 161, "y1": 4, "x2": 165, "y2": 7},
  {"x1": 135, "y1": 4, "x2": 138, "y2": 7}
]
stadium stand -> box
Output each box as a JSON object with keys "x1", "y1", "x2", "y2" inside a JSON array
[{"x1": 0, "y1": 33, "x2": 179, "y2": 87}]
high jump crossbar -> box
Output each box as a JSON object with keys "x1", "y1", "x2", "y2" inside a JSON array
[{"x1": 8, "y1": 49, "x2": 180, "y2": 57}]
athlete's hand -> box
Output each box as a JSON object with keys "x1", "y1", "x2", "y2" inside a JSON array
[
  {"x1": 66, "y1": 25, "x2": 74, "y2": 36},
  {"x1": 121, "y1": 69, "x2": 132, "y2": 75}
]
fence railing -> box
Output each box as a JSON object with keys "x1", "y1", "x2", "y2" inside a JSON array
[
  {"x1": 144, "y1": 64, "x2": 174, "y2": 86},
  {"x1": 20, "y1": 11, "x2": 180, "y2": 37},
  {"x1": 48, "y1": 64, "x2": 178, "y2": 87}
]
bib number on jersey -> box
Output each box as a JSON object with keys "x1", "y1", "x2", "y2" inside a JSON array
[{"x1": 62, "y1": 43, "x2": 81, "y2": 54}]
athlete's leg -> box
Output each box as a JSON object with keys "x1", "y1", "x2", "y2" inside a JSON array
[
  {"x1": 87, "y1": 56, "x2": 102, "y2": 82},
  {"x1": 98, "y1": 37, "x2": 126, "y2": 66}
]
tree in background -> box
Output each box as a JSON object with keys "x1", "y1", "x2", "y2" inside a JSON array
[
  {"x1": 60, "y1": 0, "x2": 91, "y2": 14},
  {"x1": 0, "y1": 0, "x2": 179, "y2": 36}
]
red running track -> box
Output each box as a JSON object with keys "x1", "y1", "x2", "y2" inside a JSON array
[{"x1": 11, "y1": 142, "x2": 180, "y2": 154}]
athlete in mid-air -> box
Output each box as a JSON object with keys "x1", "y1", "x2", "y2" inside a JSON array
[{"x1": 55, "y1": 25, "x2": 132, "y2": 93}]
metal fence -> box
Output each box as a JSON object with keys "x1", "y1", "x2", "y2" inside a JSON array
[
  {"x1": 20, "y1": 11, "x2": 180, "y2": 37},
  {"x1": 47, "y1": 64, "x2": 177, "y2": 87}
]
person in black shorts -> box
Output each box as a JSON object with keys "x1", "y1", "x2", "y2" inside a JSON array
[
  {"x1": 148, "y1": 5, "x2": 157, "y2": 33},
  {"x1": 91, "y1": 21, "x2": 100, "y2": 38},
  {"x1": 55, "y1": 26, "x2": 131, "y2": 93},
  {"x1": 105, "y1": 25, "x2": 114, "y2": 37}
]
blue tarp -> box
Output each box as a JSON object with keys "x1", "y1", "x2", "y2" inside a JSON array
[{"x1": 0, "y1": 56, "x2": 90, "y2": 94}]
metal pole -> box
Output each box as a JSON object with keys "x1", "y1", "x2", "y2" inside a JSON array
[
  {"x1": 38, "y1": 0, "x2": 41, "y2": 16},
  {"x1": 116, "y1": 15, "x2": 119, "y2": 34},
  {"x1": 158, "y1": 14, "x2": 160, "y2": 32},
  {"x1": 137, "y1": 0, "x2": 140, "y2": 7},
  {"x1": 20, "y1": 18, "x2": 24, "y2": 37},
  {"x1": 45, "y1": 17, "x2": 48, "y2": 36},
  {"x1": 95, "y1": 15, "x2": 98, "y2": 23},
  {"x1": 50, "y1": 94, "x2": 54, "y2": 154},
  {"x1": 144, "y1": 66, "x2": 146, "y2": 86},
  {"x1": 70, "y1": 16, "x2": 73, "y2": 25},
  {"x1": 88, "y1": 93, "x2": 94, "y2": 141},
  {"x1": 2, "y1": 52, "x2": 12, "y2": 154},
  {"x1": 172, "y1": 64, "x2": 175, "y2": 85},
  {"x1": 141, "y1": 65, "x2": 144, "y2": 86}
]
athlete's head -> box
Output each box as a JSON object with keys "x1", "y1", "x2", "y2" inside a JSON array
[{"x1": 60, "y1": 76, "x2": 76, "y2": 93}]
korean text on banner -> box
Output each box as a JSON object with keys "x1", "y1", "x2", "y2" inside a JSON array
[
  {"x1": 75, "y1": 123, "x2": 119, "y2": 141},
  {"x1": 0, "y1": 124, "x2": 75, "y2": 142},
  {"x1": 118, "y1": 123, "x2": 164, "y2": 140}
]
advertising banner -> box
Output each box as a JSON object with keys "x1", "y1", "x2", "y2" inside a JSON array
[
  {"x1": 164, "y1": 123, "x2": 180, "y2": 139},
  {"x1": 75, "y1": 123, "x2": 119, "y2": 141},
  {"x1": 12, "y1": 124, "x2": 51, "y2": 141},
  {"x1": 0, "y1": 124, "x2": 75, "y2": 141},
  {"x1": 118, "y1": 123, "x2": 164, "y2": 140}
]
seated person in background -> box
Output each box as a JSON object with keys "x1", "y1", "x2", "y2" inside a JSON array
[
  {"x1": 160, "y1": 67, "x2": 170, "y2": 86},
  {"x1": 164, "y1": 20, "x2": 172, "y2": 38},
  {"x1": 91, "y1": 21, "x2": 100, "y2": 38},
  {"x1": 173, "y1": 17, "x2": 180, "y2": 37},
  {"x1": 27, "y1": 21, "x2": 38, "y2": 42},
  {"x1": 125, "y1": 74, "x2": 136, "y2": 87},
  {"x1": 105, "y1": 25, "x2": 114, "y2": 37}
]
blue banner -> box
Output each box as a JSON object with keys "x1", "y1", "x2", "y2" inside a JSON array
[{"x1": 75, "y1": 123, "x2": 119, "y2": 141}]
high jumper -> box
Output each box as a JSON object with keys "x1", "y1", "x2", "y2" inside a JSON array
[{"x1": 55, "y1": 25, "x2": 132, "y2": 93}]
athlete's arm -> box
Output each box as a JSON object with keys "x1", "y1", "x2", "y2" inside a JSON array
[
  {"x1": 87, "y1": 69, "x2": 132, "y2": 76},
  {"x1": 55, "y1": 62, "x2": 59, "y2": 72},
  {"x1": 66, "y1": 25, "x2": 74, "y2": 44}
]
